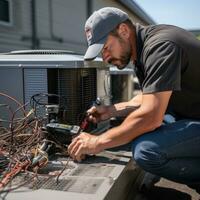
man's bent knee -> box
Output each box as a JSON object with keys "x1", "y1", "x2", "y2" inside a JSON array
[{"x1": 132, "y1": 140, "x2": 168, "y2": 173}]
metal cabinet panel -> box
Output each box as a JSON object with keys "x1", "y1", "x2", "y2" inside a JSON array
[{"x1": 23, "y1": 68, "x2": 48, "y2": 104}]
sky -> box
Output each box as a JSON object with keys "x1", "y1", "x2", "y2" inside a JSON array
[{"x1": 134, "y1": 0, "x2": 200, "y2": 30}]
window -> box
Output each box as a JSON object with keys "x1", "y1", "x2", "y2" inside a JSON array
[{"x1": 0, "y1": 0, "x2": 12, "y2": 26}]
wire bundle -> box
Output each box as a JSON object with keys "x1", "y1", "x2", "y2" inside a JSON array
[{"x1": 0, "y1": 92, "x2": 67, "y2": 195}]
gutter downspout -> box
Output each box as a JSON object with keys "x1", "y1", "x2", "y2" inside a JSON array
[
  {"x1": 86, "y1": 0, "x2": 92, "y2": 19},
  {"x1": 31, "y1": 0, "x2": 39, "y2": 49},
  {"x1": 49, "y1": 0, "x2": 63, "y2": 43}
]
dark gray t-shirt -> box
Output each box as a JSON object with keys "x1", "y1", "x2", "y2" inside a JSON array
[{"x1": 135, "y1": 23, "x2": 200, "y2": 119}]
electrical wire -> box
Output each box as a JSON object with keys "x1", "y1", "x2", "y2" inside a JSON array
[{"x1": 0, "y1": 92, "x2": 71, "y2": 193}]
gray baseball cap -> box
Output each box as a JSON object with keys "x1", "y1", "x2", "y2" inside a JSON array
[{"x1": 84, "y1": 7, "x2": 129, "y2": 60}]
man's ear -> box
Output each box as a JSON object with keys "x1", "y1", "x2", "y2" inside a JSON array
[{"x1": 118, "y1": 23, "x2": 130, "y2": 39}]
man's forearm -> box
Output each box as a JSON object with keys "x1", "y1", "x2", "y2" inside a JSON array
[
  {"x1": 97, "y1": 91, "x2": 170, "y2": 151},
  {"x1": 97, "y1": 107, "x2": 159, "y2": 151},
  {"x1": 108, "y1": 93, "x2": 142, "y2": 117},
  {"x1": 109, "y1": 102, "x2": 139, "y2": 117}
]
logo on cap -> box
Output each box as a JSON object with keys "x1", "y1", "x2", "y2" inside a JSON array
[{"x1": 85, "y1": 27, "x2": 92, "y2": 42}]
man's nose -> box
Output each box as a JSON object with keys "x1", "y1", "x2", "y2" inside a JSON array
[{"x1": 102, "y1": 50, "x2": 110, "y2": 62}]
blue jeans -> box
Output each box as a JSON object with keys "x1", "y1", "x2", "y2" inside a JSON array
[{"x1": 132, "y1": 117, "x2": 200, "y2": 185}]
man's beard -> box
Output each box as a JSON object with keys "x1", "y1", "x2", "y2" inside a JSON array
[
  {"x1": 109, "y1": 49, "x2": 131, "y2": 69},
  {"x1": 108, "y1": 38, "x2": 132, "y2": 69},
  {"x1": 118, "y1": 50, "x2": 132, "y2": 69}
]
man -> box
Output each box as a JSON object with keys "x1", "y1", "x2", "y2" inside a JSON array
[{"x1": 68, "y1": 7, "x2": 200, "y2": 190}]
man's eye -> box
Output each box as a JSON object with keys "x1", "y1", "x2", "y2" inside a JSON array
[
  {"x1": 103, "y1": 46, "x2": 108, "y2": 51},
  {"x1": 108, "y1": 59, "x2": 112, "y2": 64}
]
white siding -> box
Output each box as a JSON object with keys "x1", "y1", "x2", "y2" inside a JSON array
[
  {"x1": 51, "y1": 0, "x2": 86, "y2": 43},
  {"x1": 36, "y1": 0, "x2": 51, "y2": 39},
  {"x1": 0, "y1": 0, "x2": 32, "y2": 52},
  {"x1": 0, "y1": 0, "x2": 152, "y2": 54},
  {"x1": 37, "y1": 0, "x2": 87, "y2": 53}
]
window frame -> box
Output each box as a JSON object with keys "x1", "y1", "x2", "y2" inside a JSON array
[{"x1": 0, "y1": 0, "x2": 13, "y2": 26}]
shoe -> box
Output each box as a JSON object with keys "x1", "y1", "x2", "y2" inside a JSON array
[{"x1": 138, "y1": 172, "x2": 161, "y2": 192}]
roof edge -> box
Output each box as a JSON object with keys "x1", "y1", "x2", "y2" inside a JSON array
[{"x1": 118, "y1": 0, "x2": 156, "y2": 24}]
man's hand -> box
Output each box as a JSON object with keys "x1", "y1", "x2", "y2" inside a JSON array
[
  {"x1": 68, "y1": 133, "x2": 101, "y2": 162},
  {"x1": 87, "y1": 105, "x2": 111, "y2": 123}
]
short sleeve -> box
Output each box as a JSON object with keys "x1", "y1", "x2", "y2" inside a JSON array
[{"x1": 141, "y1": 41, "x2": 182, "y2": 93}]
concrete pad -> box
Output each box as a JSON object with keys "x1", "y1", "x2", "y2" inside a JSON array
[{"x1": 4, "y1": 150, "x2": 141, "y2": 200}]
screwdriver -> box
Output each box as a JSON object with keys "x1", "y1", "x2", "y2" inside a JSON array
[{"x1": 79, "y1": 97, "x2": 102, "y2": 132}]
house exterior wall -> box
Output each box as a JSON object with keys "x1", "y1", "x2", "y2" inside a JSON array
[
  {"x1": 0, "y1": 0, "x2": 31, "y2": 52},
  {"x1": 0, "y1": 0, "x2": 153, "y2": 54}
]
